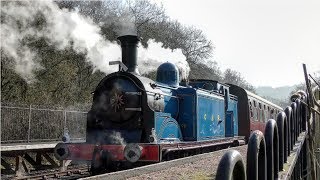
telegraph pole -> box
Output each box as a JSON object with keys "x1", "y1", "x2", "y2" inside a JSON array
[{"x1": 302, "y1": 63, "x2": 317, "y2": 180}]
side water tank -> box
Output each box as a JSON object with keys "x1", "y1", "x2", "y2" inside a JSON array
[{"x1": 156, "y1": 62, "x2": 179, "y2": 87}]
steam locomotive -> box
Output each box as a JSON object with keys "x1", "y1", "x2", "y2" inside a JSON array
[{"x1": 54, "y1": 35, "x2": 282, "y2": 173}]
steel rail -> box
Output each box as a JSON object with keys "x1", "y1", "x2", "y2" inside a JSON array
[{"x1": 7, "y1": 166, "x2": 90, "y2": 180}]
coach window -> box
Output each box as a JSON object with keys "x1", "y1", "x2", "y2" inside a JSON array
[
  {"x1": 264, "y1": 105, "x2": 267, "y2": 122},
  {"x1": 253, "y1": 100, "x2": 256, "y2": 120},
  {"x1": 253, "y1": 100, "x2": 258, "y2": 121},
  {"x1": 249, "y1": 100, "x2": 253, "y2": 118},
  {"x1": 259, "y1": 103, "x2": 262, "y2": 121}
]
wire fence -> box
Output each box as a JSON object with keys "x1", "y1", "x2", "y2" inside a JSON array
[{"x1": 1, "y1": 103, "x2": 88, "y2": 144}]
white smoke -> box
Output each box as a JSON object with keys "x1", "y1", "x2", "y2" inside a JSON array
[
  {"x1": 138, "y1": 39, "x2": 190, "y2": 80},
  {"x1": 1, "y1": 1, "x2": 190, "y2": 83},
  {"x1": 1, "y1": 1, "x2": 121, "y2": 83},
  {"x1": 117, "y1": 11, "x2": 137, "y2": 36},
  {"x1": 107, "y1": 131, "x2": 126, "y2": 145}
]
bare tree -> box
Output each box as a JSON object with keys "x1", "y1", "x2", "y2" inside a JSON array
[
  {"x1": 58, "y1": 0, "x2": 213, "y2": 63},
  {"x1": 223, "y1": 68, "x2": 255, "y2": 92}
]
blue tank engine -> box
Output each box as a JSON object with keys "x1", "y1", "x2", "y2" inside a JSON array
[{"x1": 54, "y1": 35, "x2": 242, "y2": 174}]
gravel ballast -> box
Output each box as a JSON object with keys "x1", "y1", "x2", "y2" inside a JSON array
[
  {"x1": 83, "y1": 145, "x2": 248, "y2": 180},
  {"x1": 129, "y1": 145, "x2": 248, "y2": 180}
]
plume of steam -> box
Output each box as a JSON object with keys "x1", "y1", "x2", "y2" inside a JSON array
[
  {"x1": 138, "y1": 39, "x2": 190, "y2": 80},
  {"x1": 117, "y1": 11, "x2": 137, "y2": 36},
  {"x1": 1, "y1": 1, "x2": 121, "y2": 83},
  {"x1": 1, "y1": 1, "x2": 190, "y2": 83},
  {"x1": 107, "y1": 131, "x2": 126, "y2": 145}
]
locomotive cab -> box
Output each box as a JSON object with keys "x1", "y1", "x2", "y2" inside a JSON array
[{"x1": 177, "y1": 79, "x2": 238, "y2": 140}]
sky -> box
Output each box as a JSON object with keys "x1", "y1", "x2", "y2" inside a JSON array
[{"x1": 156, "y1": 0, "x2": 320, "y2": 87}]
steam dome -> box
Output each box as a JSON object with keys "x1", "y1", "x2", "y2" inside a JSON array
[{"x1": 156, "y1": 62, "x2": 179, "y2": 87}]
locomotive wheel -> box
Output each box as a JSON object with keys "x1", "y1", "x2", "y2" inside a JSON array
[
  {"x1": 90, "y1": 149, "x2": 111, "y2": 175},
  {"x1": 120, "y1": 161, "x2": 134, "y2": 169}
]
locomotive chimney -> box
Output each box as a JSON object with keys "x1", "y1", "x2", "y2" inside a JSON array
[{"x1": 117, "y1": 35, "x2": 140, "y2": 74}]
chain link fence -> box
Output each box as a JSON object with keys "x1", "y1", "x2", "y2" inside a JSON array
[{"x1": 1, "y1": 103, "x2": 88, "y2": 144}]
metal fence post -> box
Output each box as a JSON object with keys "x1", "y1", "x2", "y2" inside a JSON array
[
  {"x1": 27, "y1": 105, "x2": 32, "y2": 143},
  {"x1": 247, "y1": 130, "x2": 266, "y2": 180},
  {"x1": 216, "y1": 150, "x2": 246, "y2": 180},
  {"x1": 64, "y1": 110, "x2": 67, "y2": 130}
]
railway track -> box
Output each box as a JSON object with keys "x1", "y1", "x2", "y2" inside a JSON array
[
  {"x1": 1, "y1": 165, "x2": 90, "y2": 180},
  {"x1": 1, "y1": 145, "x2": 245, "y2": 180}
]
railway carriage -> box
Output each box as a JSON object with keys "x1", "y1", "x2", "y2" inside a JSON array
[{"x1": 228, "y1": 85, "x2": 283, "y2": 141}]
